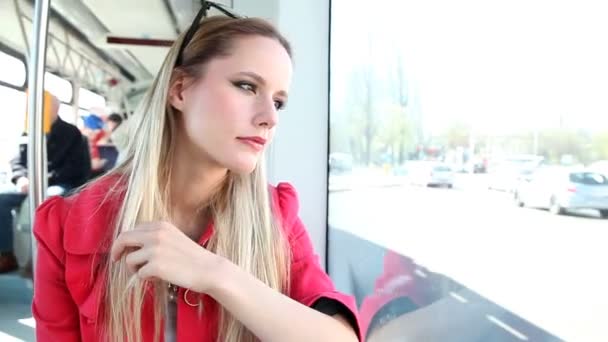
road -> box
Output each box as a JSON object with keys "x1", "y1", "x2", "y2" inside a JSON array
[{"x1": 328, "y1": 175, "x2": 608, "y2": 342}]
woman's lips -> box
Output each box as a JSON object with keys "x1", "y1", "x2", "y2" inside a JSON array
[{"x1": 237, "y1": 137, "x2": 266, "y2": 151}]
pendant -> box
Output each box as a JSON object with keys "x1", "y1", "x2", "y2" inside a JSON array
[
  {"x1": 167, "y1": 283, "x2": 201, "y2": 307},
  {"x1": 184, "y1": 289, "x2": 201, "y2": 307}
]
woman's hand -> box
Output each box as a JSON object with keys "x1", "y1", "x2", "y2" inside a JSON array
[
  {"x1": 110, "y1": 221, "x2": 223, "y2": 293},
  {"x1": 91, "y1": 158, "x2": 107, "y2": 170}
]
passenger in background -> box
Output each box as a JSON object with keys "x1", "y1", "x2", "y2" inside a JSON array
[
  {"x1": 106, "y1": 112, "x2": 124, "y2": 134},
  {"x1": 108, "y1": 113, "x2": 129, "y2": 164},
  {"x1": 81, "y1": 113, "x2": 108, "y2": 177},
  {"x1": 93, "y1": 113, "x2": 123, "y2": 172},
  {"x1": 0, "y1": 93, "x2": 90, "y2": 273}
]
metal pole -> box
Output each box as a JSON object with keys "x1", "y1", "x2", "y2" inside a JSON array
[
  {"x1": 72, "y1": 79, "x2": 80, "y2": 123},
  {"x1": 26, "y1": 0, "x2": 51, "y2": 271}
]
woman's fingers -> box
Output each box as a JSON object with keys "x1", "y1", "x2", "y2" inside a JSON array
[
  {"x1": 110, "y1": 231, "x2": 144, "y2": 261},
  {"x1": 137, "y1": 260, "x2": 163, "y2": 281},
  {"x1": 124, "y1": 247, "x2": 150, "y2": 274},
  {"x1": 110, "y1": 224, "x2": 163, "y2": 261}
]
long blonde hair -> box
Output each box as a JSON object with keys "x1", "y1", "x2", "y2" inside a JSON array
[{"x1": 101, "y1": 16, "x2": 293, "y2": 342}]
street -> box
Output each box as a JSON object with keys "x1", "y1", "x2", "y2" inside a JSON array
[{"x1": 328, "y1": 175, "x2": 608, "y2": 342}]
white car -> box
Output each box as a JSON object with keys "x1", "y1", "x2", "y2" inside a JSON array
[
  {"x1": 488, "y1": 155, "x2": 544, "y2": 192},
  {"x1": 514, "y1": 167, "x2": 608, "y2": 218},
  {"x1": 409, "y1": 162, "x2": 454, "y2": 188}
]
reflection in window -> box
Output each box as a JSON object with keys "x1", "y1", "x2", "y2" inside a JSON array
[
  {"x1": 44, "y1": 72, "x2": 73, "y2": 103},
  {"x1": 0, "y1": 51, "x2": 26, "y2": 87},
  {"x1": 328, "y1": 0, "x2": 608, "y2": 341},
  {"x1": 78, "y1": 88, "x2": 106, "y2": 110}
]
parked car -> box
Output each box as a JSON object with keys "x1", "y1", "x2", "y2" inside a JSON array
[
  {"x1": 409, "y1": 162, "x2": 454, "y2": 188},
  {"x1": 514, "y1": 167, "x2": 608, "y2": 218},
  {"x1": 329, "y1": 153, "x2": 353, "y2": 174},
  {"x1": 488, "y1": 155, "x2": 544, "y2": 192}
]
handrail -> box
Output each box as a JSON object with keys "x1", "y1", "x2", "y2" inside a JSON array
[{"x1": 26, "y1": 0, "x2": 51, "y2": 275}]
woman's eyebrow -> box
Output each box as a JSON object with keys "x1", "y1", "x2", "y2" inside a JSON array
[{"x1": 235, "y1": 71, "x2": 288, "y2": 98}]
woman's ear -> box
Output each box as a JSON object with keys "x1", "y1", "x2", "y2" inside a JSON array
[{"x1": 168, "y1": 73, "x2": 187, "y2": 111}]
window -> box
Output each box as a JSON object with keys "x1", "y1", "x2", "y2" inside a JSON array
[
  {"x1": 58, "y1": 103, "x2": 76, "y2": 125},
  {"x1": 44, "y1": 72, "x2": 73, "y2": 103},
  {"x1": 570, "y1": 172, "x2": 608, "y2": 185},
  {"x1": 328, "y1": 1, "x2": 608, "y2": 341},
  {"x1": 78, "y1": 87, "x2": 106, "y2": 110},
  {"x1": 0, "y1": 85, "x2": 26, "y2": 178},
  {"x1": 0, "y1": 50, "x2": 26, "y2": 87}
]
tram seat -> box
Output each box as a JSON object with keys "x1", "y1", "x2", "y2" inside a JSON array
[
  {"x1": 11, "y1": 198, "x2": 31, "y2": 271},
  {"x1": 11, "y1": 186, "x2": 66, "y2": 274}
]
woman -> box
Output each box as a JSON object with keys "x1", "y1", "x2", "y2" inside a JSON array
[
  {"x1": 33, "y1": 15, "x2": 360, "y2": 342},
  {"x1": 106, "y1": 113, "x2": 124, "y2": 133},
  {"x1": 81, "y1": 113, "x2": 108, "y2": 174},
  {"x1": 106, "y1": 113, "x2": 131, "y2": 165}
]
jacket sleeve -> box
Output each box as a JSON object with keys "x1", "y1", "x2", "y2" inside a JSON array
[
  {"x1": 274, "y1": 183, "x2": 362, "y2": 341},
  {"x1": 50, "y1": 131, "x2": 91, "y2": 187},
  {"x1": 32, "y1": 196, "x2": 82, "y2": 341}
]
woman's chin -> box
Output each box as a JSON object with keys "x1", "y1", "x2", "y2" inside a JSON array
[{"x1": 226, "y1": 157, "x2": 259, "y2": 175}]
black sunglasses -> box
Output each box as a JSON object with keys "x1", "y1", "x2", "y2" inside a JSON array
[{"x1": 175, "y1": 1, "x2": 241, "y2": 66}]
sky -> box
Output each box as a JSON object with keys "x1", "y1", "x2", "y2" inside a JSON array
[{"x1": 331, "y1": 0, "x2": 608, "y2": 135}]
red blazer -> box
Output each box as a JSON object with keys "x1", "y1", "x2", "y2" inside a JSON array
[{"x1": 33, "y1": 176, "x2": 360, "y2": 341}]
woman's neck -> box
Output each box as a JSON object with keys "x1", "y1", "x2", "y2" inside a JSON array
[{"x1": 170, "y1": 147, "x2": 227, "y2": 240}]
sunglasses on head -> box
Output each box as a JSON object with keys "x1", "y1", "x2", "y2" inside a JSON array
[{"x1": 175, "y1": 1, "x2": 242, "y2": 66}]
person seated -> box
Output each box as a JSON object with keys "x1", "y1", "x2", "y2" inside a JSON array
[
  {"x1": 108, "y1": 113, "x2": 129, "y2": 165},
  {"x1": 106, "y1": 113, "x2": 124, "y2": 134},
  {"x1": 0, "y1": 93, "x2": 91, "y2": 273},
  {"x1": 81, "y1": 113, "x2": 109, "y2": 178}
]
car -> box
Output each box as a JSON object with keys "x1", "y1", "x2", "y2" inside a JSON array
[
  {"x1": 329, "y1": 153, "x2": 353, "y2": 174},
  {"x1": 488, "y1": 155, "x2": 544, "y2": 192},
  {"x1": 409, "y1": 162, "x2": 454, "y2": 188},
  {"x1": 514, "y1": 167, "x2": 608, "y2": 218}
]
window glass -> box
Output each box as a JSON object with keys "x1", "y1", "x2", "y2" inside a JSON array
[
  {"x1": 44, "y1": 72, "x2": 73, "y2": 103},
  {"x1": 78, "y1": 87, "x2": 106, "y2": 110},
  {"x1": 58, "y1": 103, "x2": 76, "y2": 125},
  {"x1": 328, "y1": 1, "x2": 608, "y2": 341},
  {"x1": 0, "y1": 51, "x2": 26, "y2": 87},
  {"x1": 0, "y1": 86, "x2": 26, "y2": 181}
]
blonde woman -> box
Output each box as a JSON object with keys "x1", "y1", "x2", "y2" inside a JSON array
[{"x1": 32, "y1": 11, "x2": 360, "y2": 342}]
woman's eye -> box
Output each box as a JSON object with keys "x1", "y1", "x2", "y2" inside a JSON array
[
  {"x1": 274, "y1": 100, "x2": 285, "y2": 110},
  {"x1": 234, "y1": 81, "x2": 257, "y2": 93}
]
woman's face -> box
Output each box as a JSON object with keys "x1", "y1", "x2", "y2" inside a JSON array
[
  {"x1": 170, "y1": 36, "x2": 292, "y2": 174},
  {"x1": 107, "y1": 121, "x2": 119, "y2": 132}
]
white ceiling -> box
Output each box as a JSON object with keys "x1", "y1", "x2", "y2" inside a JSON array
[
  {"x1": 81, "y1": 0, "x2": 235, "y2": 76},
  {"x1": 82, "y1": 0, "x2": 176, "y2": 75},
  {"x1": 0, "y1": 0, "x2": 238, "y2": 91}
]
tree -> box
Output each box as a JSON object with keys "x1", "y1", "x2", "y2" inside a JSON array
[
  {"x1": 537, "y1": 129, "x2": 591, "y2": 164},
  {"x1": 590, "y1": 132, "x2": 608, "y2": 161},
  {"x1": 375, "y1": 104, "x2": 414, "y2": 165},
  {"x1": 443, "y1": 121, "x2": 471, "y2": 149},
  {"x1": 344, "y1": 62, "x2": 378, "y2": 166}
]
